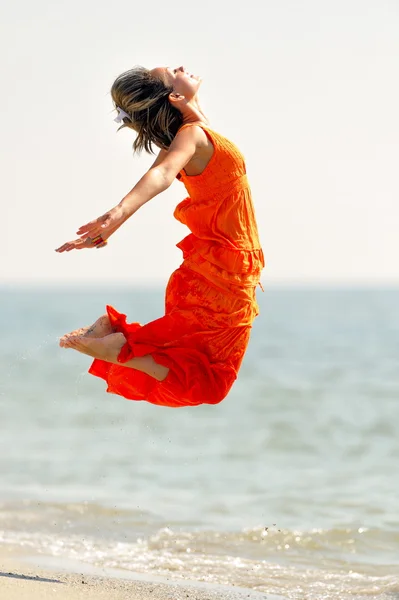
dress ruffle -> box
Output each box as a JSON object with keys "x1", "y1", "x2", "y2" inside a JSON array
[{"x1": 177, "y1": 234, "x2": 264, "y2": 287}]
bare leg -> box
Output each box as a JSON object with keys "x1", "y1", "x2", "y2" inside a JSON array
[
  {"x1": 60, "y1": 314, "x2": 114, "y2": 348},
  {"x1": 68, "y1": 333, "x2": 169, "y2": 382}
]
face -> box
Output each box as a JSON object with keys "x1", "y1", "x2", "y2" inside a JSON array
[{"x1": 150, "y1": 65, "x2": 201, "y2": 100}]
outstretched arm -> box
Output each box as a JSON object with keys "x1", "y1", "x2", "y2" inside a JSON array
[{"x1": 55, "y1": 126, "x2": 199, "y2": 253}]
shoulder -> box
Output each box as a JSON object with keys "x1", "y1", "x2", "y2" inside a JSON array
[
  {"x1": 174, "y1": 122, "x2": 209, "y2": 146},
  {"x1": 150, "y1": 123, "x2": 211, "y2": 175}
]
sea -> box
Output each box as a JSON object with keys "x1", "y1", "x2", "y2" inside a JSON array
[{"x1": 1, "y1": 285, "x2": 398, "y2": 599}]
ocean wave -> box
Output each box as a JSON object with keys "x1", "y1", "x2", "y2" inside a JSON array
[{"x1": 1, "y1": 505, "x2": 399, "y2": 600}]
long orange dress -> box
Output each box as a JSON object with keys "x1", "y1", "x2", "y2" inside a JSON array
[{"x1": 89, "y1": 124, "x2": 265, "y2": 407}]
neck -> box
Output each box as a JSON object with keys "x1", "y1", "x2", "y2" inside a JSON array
[{"x1": 180, "y1": 97, "x2": 209, "y2": 126}]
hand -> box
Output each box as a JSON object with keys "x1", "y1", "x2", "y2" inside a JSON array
[
  {"x1": 76, "y1": 205, "x2": 127, "y2": 240},
  {"x1": 55, "y1": 236, "x2": 98, "y2": 253},
  {"x1": 55, "y1": 205, "x2": 127, "y2": 253}
]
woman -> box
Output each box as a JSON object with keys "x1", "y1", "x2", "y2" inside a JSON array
[{"x1": 56, "y1": 65, "x2": 264, "y2": 408}]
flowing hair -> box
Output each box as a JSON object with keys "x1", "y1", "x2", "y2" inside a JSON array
[{"x1": 111, "y1": 66, "x2": 183, "y2": 154}]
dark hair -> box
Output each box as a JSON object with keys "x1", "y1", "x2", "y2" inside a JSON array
[{"x1": 111, "y1": 66, "x2": 183, "y2": 154}]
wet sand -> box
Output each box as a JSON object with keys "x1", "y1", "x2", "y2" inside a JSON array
[{"x1": 0, "y1": 546, "x2": 285, "y2": 600}]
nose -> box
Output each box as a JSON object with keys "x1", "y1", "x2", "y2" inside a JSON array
[{"x1": 177, "y1": 65, "x2": 185, "y2": 72}]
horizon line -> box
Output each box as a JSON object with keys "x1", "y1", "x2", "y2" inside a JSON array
[{"x1": 1, "y1": 279, "x2": 398, "y2": 290}]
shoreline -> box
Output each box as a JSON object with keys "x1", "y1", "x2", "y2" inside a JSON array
[{"x1": 0, "y1": 546, "x2": 287, "y2": 600}]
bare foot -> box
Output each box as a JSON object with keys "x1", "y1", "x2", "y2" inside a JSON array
[
  {"x1": 60, "y1": 315, "x2": 114, "y2": 348},
  {"x1": 67, "y1": 332, "x2": 126, "y2": 361}
]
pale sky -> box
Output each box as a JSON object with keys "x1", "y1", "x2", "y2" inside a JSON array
[{"x1": 1, "y1": 0, "x2": 398, "y2": 285}]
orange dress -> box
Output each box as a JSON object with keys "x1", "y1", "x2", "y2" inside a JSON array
[{"x1": 89, "y1": 125, "x2": 265, "y2": 407}]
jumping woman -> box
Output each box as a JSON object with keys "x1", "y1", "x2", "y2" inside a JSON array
[{"x1": 56, "y1": 65, "x2": 264, "y2": 408}]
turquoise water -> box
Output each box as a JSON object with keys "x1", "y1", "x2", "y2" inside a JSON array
[{"x1": 1, "y1": 285, "x2": 399, "y2": 599}]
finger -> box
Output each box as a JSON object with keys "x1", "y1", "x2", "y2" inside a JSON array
[
  {"x1": 55, "y1": 243, "x2": 71, "y2": 252},
  {"x1": 56, "y1": 239, "x2": 84, "y2": 252},
  {"x1": 76, "y1": 225, "x2": 96, "y2": 235},
  {"x1": 79, "y1": 236, "x2": 106, "y2": 249},
  {"x1": 78, "y1": 226, "x2": 111, "y2": 241},
  {"x1": 77, "y1": 226, "x2": 104, "y2": 238},
  {"x1": 76, "y1": 219, "x2": 100, "y2": 234},
  {"x1": 78, "y1": 218, "x2": 111, "y2": 234},
  {"x1": 76, "y1": 235, "x2": 96, "y2": 248}
]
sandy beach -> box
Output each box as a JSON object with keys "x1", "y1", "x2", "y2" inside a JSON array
[{"x1": 0, "y1": 547, "x2": 282, "y2": 600}]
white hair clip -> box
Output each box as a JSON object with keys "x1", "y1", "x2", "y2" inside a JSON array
[{"x1": 114, "y1": 106, "x2": 131, "y2": 123}]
